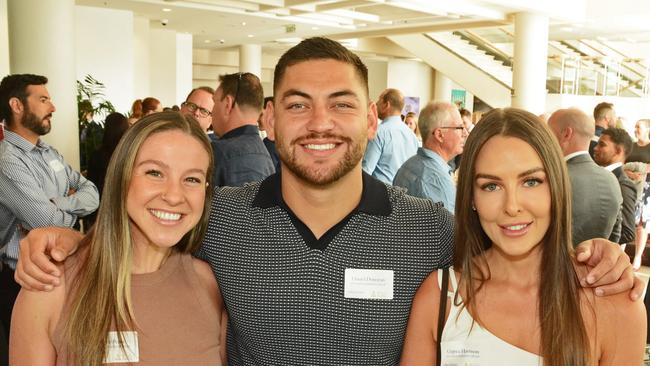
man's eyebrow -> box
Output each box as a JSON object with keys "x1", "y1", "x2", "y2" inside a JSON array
[
  {"x1": 329, "y1": 90, "x2": 359, "y2": 99},
  {"x1": 280, "y1": 89, "x2": 360, "y2": 101},
  {"x1": 281, "y1": 89, "x2": 311, "y2": 101}
]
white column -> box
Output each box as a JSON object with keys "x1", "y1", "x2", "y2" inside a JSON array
[
  {"x1": 434, "y1": 70, "x2": 452, "y2": 102},
  {"x1": 176, "y1": 33, "x2": 193, "y2": 104},
  {"x1": 149, "y1": 28, "x2": 178, "y2": 106},
  {"x1": 8, "y1": 0, "x2": 79, "y2": 169},
  {"x1": 0, "y1": 0, "x2": 9, "y2": 77},
  {"x1": 133, "y1": 16, "x2": 151, "y2": 103},
  {"x1": 239, "y1": 44, "x2": 262, "y2": 77},
  {"x1": 511, "y1": 12, "x2": 549, "y2": 114}
]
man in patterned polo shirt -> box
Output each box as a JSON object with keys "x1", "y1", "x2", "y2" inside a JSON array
[{"x1": 15, "y1": 40, "x2": 643, "y2": 365}]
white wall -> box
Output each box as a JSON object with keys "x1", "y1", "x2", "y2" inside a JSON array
[
  {"x1": 75, "y1": 6, "x2": 134, "y2": 115},
  {"x1": 149, "y1": 28, "x2": 178, "y2": 106},
  {"x1": 364, "y1": 59, "x2": 388, "y2": 102},
  {"x1": 176, "y1": 33, "x2": 193, "y2": 105},
  {"x1": 192, "y1": 48, "x2": 276, "y2": 97},
  {"x1": 387, "y1": 59, "x2": 434, "y2": 111},
  {"x1": 133, "y1": 16, "x2": 150, "y2": 104},
  {"x1": 0, "y1": 0, "x2": 9, "y2": 77},
  {"x1": 545, "y1": 94, "x2": 650, "y2": 135}
]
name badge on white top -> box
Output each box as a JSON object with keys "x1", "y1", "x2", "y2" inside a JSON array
[
  {"x1": 344, "y1": 268, "x2": 394, "y2": 300},
  {"x1": 104, "y1": 331, "x2": 139, "y2": 364},
  {"x1": 48, "y1": 159, "x2": 65, "y2": 173}
]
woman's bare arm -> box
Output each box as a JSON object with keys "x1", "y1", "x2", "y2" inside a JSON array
[
  {"x1": 596, "y1": 287, "x2": 646, "y2": 365},
  {"x1": 400, "y1": 270, "x2": 445, "y2": 366},
  {"x1": 9, "y1": 274, "x2": 65, "y2": 365}
]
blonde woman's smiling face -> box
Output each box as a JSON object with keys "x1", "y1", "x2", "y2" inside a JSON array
[{"x1": 127, "y1": 130, "x2": 209, "y2": 251}]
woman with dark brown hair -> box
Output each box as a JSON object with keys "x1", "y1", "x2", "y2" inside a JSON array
[{"x1": 400, "y1": 108, "x2": 645, "y2": 366}]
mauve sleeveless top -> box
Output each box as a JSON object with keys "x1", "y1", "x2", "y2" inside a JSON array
[{"x1": 52, "y1": 252, "x2": 223, "y2": 365}]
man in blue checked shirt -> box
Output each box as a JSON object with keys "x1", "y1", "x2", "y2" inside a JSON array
[
  {"x1": 362, "y1": 88, "x2": 418, "y2": 183},
  {"x1": 0, "y1": 74, "x2": 99, "y2": 350}
]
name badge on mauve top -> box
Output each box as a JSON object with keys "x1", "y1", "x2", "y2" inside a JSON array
[
  {"x1": 104, "y1": 331, "x2": 139, "y2": 363},
  {"x1": 344, "y1": 268, "x2": 394, "y2": 300}
]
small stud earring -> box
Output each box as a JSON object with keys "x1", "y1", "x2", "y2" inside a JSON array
[{"x1": 471, "y1": 203, "x2": 476, "y2": 211}]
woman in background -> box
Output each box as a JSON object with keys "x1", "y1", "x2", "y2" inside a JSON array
[
  {"x1": 128, "y1": 97, "x2": 162, "y2": 125},
  {"x1": 400, "y1": 108, "x2": 645, "y2": 366},
  {"x1": 404, "y1": 111, "x2": 422, "y2": 147}
]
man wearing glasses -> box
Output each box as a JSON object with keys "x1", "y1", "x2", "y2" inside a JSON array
[
  {"x1": 210, "y1": 72, "x2": 275, "y2": 187},
  {"x1": 180, "y1": 86, "x2": 215, "y2": 135},
  {"x1": 393, "y1": 101, "x2": 467, "y2": 213}
]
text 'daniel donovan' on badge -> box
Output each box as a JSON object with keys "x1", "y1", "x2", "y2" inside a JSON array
[{"x1": 344, "y1": 268, "x2": 394, "y2": 300}]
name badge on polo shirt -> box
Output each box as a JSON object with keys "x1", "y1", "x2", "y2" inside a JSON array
[
  {"x1": 344, "y1": 268, "x2": 394, "y2": 300},
  {"x1": 104, "y1": 331, "x2": 139, "y2": 363},
  {"x1": 48, "y1": 159, "x2": 65, "y2": 173}
]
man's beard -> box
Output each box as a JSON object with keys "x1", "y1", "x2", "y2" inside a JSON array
[
  {"x1": 276, "y1": 132, "x2": 366, "y2": 186},
  {"x1": 22, "y1": 108, "x2": 51, "y2": 136}
]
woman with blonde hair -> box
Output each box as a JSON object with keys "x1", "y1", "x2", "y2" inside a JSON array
[
  {"x1": 404, "y1": 111, "x2": 422, "y2": 147},
  {"x1": 400, "y1": 108, "x2": 645, "y2": 365},
  {"x1": 10, "y1": 112, "x2": 226, "y2": 365}
]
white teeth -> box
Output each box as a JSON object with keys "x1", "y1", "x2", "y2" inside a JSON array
[
  {"x1": 305, "y1": 143, "x2": 336, "y2": 151},
  {"x1": 506, "y1": 224, "x2": 527, "y2": 231},
  {"x1": 150, "y1": 210, "x2": 181, "y2": 221}
]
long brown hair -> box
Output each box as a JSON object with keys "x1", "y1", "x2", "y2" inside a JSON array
[
  {"x1": 63, "y1": 112, "x2": 214, "y2": 365},
  {"x1": 453, "y1": 108, "x2": 591, "y2": 366}
]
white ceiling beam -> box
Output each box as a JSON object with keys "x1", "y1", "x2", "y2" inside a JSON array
[
  {"x1": 315, "y1": 0, "x2": 382, "y2": 11},
  {"x1": 180, "y1": 0, "x2": 260, "y2": 11},
  {"x1": 328, "y1": 18, "x2": 510, "y2": 39},
  {"x1": 238, "y1": 0, "x2": 284, "y2": 6},
  {"x1": 324, "y1": 9, "x2": 380, "y2": 23},
  {"x1": 384, "y1": 0, "x2": 449, "y2": 17},
  {"x1": 284, "y1": 0, "x2": 330, "y2": 6},
  {"x1": 293, "y1": 11, "x2": 356, "y2": 25}
]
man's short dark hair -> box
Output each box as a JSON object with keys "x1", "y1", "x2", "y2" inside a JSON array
[
  {"x1": 459, "y1": 108, "x2": 471, "y2": 119},
  {"x1": 0, "y1": 74, "x2": 48, "y2": 125},
  {"x1": 263, "y1": 96, "x2": 274, "y2": 108},
  {"x1": 594, "y1": 102, "x2": 614, "y2": 121},
  {"x1": 186, "y1": 86, "x2": 215, "y2": 101},
  {"x1": 273, "y1": 37, "x2": 369, "y2": 99},
  {"x1": 218, "y1": 73, "x2": 263, "y2": 112},
  {"x1": 602, "y1": 127, "x2": 634, "y2": 158}
]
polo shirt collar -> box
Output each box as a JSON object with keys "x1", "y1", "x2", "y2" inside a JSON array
[{"x1": 252, "y1": 171, "x2": 391, "y2": 216}]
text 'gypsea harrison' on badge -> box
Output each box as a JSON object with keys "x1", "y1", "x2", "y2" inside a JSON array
[{"x1": 344, "y1": 268, "x2": 394, "y2": 300}]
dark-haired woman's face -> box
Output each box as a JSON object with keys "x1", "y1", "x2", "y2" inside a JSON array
[{"x1": 472, "y1": 135, "x2": 551, "y2": 258}]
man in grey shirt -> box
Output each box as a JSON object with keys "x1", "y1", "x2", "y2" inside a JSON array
[
  {"x1": 393, "y1": 101, "x2": 467, "y2": 213},
  {"x1": 0, "y1": 74, "x2": 99, "y2": 348}
]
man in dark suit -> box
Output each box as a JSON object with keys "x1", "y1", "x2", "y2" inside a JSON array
[
  {"x1": 594, "y1": 127, "x2": 639, "y2": 245},
  {"x1": 548, "y1": 108, "x2": 623, "y2": 246}
]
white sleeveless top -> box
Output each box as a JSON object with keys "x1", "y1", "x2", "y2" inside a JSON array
[{"x1": 438, "y1": 268, "x2": 543, "y2": 366}]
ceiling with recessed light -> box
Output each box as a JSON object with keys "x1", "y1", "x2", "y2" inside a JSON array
[{"x1": 77, "y1": 0, "x2": 650, "y2": 53}]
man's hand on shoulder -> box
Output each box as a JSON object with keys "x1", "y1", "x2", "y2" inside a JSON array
[
  {"x1": 575, "y1": 238, "x2": 643, "y2": 301},
  {"x1": 15, "y1": 227, "x2": 82, "y2": 291}
]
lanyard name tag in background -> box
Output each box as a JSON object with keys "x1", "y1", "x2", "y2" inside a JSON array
[
  {"x1": 104, "y1": 331, "x2": 139, "y2": 363},
  {"x1": 344, "y1": 268, "x2": 394, "y2": 300},
  {"x1": 48, "y1": 159, "x2": 65, "y2": 173}
]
